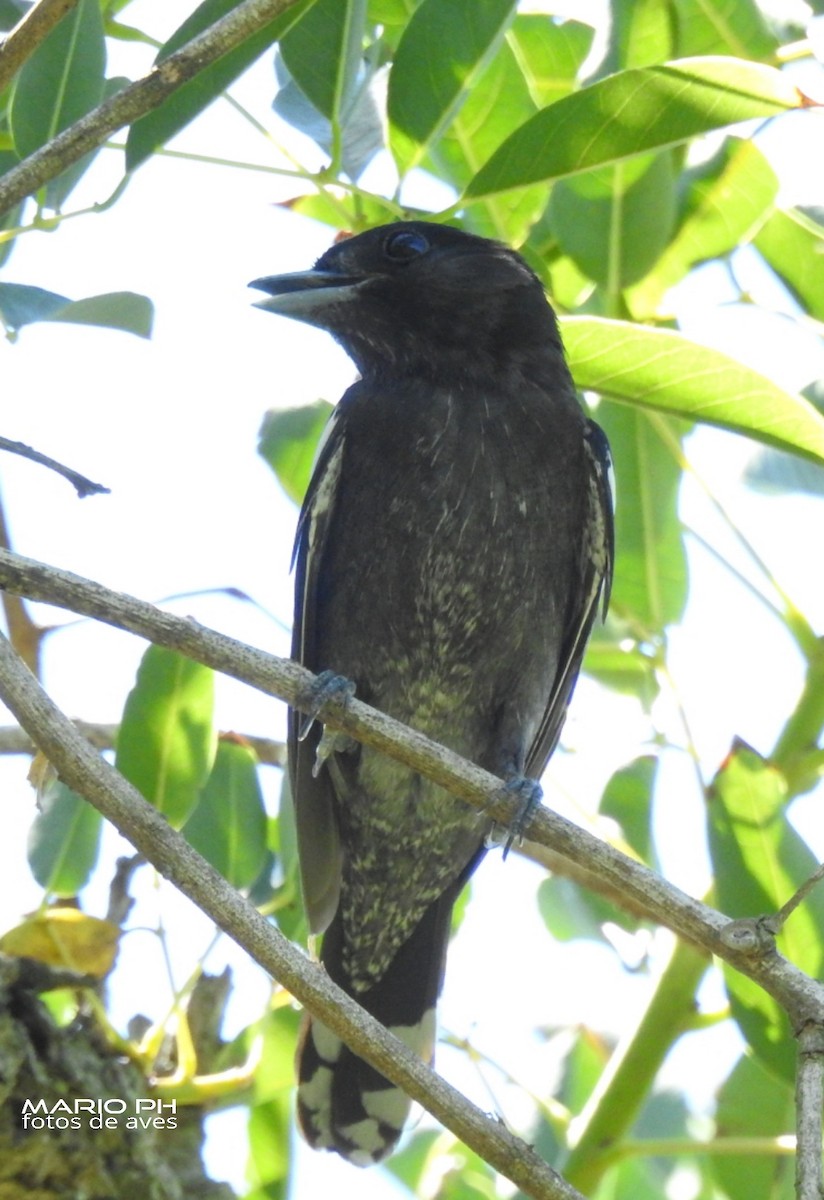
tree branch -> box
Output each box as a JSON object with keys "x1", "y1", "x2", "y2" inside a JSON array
[
  {"x1": 0, "y1": 0, "x2": 78, "y2": 97},
  {"x1": 0, "y1": 0, "x2": 302, "y2": 219},
  {"x1": 796, "y1": 1023, "x2": 824, "y2": 1200},
  {"x1": 0, "y1": 436, "x2": 109, "y2": 497},
  {"x1": 0, "y1": 626, "x2": 578, "y2": 1200},
  {"x1": 2, "y1": 546, "x2": 824, "y2": 1195},
  {"x1": 0, "y1": 546, "x2": 822, "y2": 1031}
]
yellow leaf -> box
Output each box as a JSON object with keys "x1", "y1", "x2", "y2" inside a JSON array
[{"x1": 0, "y1": 907, "x2": 120, "y2": 979}]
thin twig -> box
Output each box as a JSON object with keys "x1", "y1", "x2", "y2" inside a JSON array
[
  {"x1": 0, "y1": 626, "x2": 579, "y2": 1200},
  {"x1": 772, "y1": 863, "x2": 824, "y2": 932},
  {"x1": 0, "y1": 721, "x2": 287, "y2": 766},
  {"x1": 0, "y1": 0, "x2": 78, "y2": 97},
  {"x1": 0, "y1": 0, "x2": 303, "y2": 219},
  {"x1": 106, "y1": 854, "x2": 144, "y2": 926},
  {"x1": 0, "y1": 720, "x2": 119, "y2": 754},
  {"x1": 0, "y1": 437, "x2": 110, "y2": 497}
]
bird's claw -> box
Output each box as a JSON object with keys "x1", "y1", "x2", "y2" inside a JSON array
[
  {"x1": 297, "y1": 669, "x2": 356, "y2": 742},
  {"x1": 487, "y1": 776, "x2": 543, "y2": 858},
  {"x1": 312, "y1": 725, "x2": 358, "y2": 778}
]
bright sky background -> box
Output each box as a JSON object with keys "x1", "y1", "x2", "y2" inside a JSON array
[{"x1": 2, "y1": 3, "x2": 824, "y2": 1197}]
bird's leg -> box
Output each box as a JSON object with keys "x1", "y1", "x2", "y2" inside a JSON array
[
  {"x1": 297, "y1": 669, "x2": 358, "y2": 777},
  {"x1": 487, "y1": 775, "x2": 544, "y2": 859}
]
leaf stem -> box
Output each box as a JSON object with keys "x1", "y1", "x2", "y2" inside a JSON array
[{"x1": 562, "y1": 936, "x2": 709, "y2": 1191}]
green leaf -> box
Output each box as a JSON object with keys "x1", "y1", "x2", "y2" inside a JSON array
[
  {"x1": 0, "y1": 283, "x2": 153, "y2": 337},
  {"x1": 366, "y1": 0, "x2": 415, "y2": 39},
  {"x1": 0, "y1": 117, "x2": 21, "y2": 261},
  {"x1": 708, "y1": 742, "x2": 824, "y2": 1082},
  {"x1": 9, "y1": 0, "x2": 105, "y2": 159},
  {"x1": 674, "y1": 0, "x2": 779, "y2": 61},
  {"x1": 559, "y1": 1027, "x2": 611, "y2": 1115},
  {"x1": 539, "y1": 759, "x2": 659, "y2": 942},
  {"x1": 415, "y1": 1144, "x2": 498, "y2": 1200},
  {"x1": 538, "y1": 875, "x2": 612, "y2": 943},
  {"x1": 0, "y1": 282, "x2": 69, "y2": 328},
  {"x1": 549, "y1": 152, "x2": 677, "y2": 289},
  {"x1": 508, "y1": 15, "x2": 594, "y2": 107},
  {"x1": 279, "y1": 0, "x2": 365, "y2": 121},
  {"x1": 0, "y1": 2, "x2": 27, "y2": 33},
  {"x1": 274, "y1": 21, "x2": 385, "y2": 183},
  {"x1": 388, "y1": 0, "x2": 518, "y2": 172},
  {"x1": 600, "y1": 755, "x2": 657, "y2": 864},
  {"x1": 0, "y1": 197, "x2": 22, "y2": 268},
  {"x1": 285, "y1": 189, "x2": 401, "y2": 233},
  {"x1": 27, "y1": 780, "x2": 102, "y2": 895},
  {"x1": 712, "y1": 1053, "x2": 795, "y2": 1200},
  {"x1": 595, "y1": 402, "x2": 688, "y2": 632},
  {"x1": 249, "y1": 1006, "x2": 301, "y2": 1103},
  {"x1": 563, "y1": 940, "x2": 708, "y2": 1192},
  {"x1": 584, "y1": 620, "x2": 660, "y2": 706},
  {"x1": 116, "y1": 645, "x2": 216, "y2": 828},
  {"x1": 125, "y1": 0, "x2": 312, "y2": 171},
  {"x1": 744, "y1": 381, "x2": 824, "y2": 498},
  {"x1": 49, "y1": 291, "x2": 154, "y2": 337},
  {"x1": 183, "y1": 739, "x2": 268, "y2": 889},
  {"x1": 425, "y1": 32, "x2": 544, "y2": 243},
  {"x1": 600, "y1": 0, "x2": 677, "y2": 72},
  {"x1": 386, "y1": 1132, "x2": 443, "y2": 1195},
  {"x1": 246, "y1": 1010, "x2": 300, "y2": 1195},
  {"x1": 465, "y1": 57, "x2": 805, "y2": 199},
  {"x1": 45, "y1": 74, "x2": 129, "y2": 209},
  {"x1": 420, "y1": 15, "x2": 592, "y2": 240},
  {"x1": 754, "y1": 206, "x2": 824, "y2": 323},
  {"x1": 246, "y1": 844, "x2": 278, "y2": 909},
  {"x1": 745, "y1": 449, "x2": 824, "y2": 498},
  {"x1": 258, "y1": 401, "x2": 332, "y2": 506},
  {"x1": 607, "y1": 1157, "x2": 670, "y2": 1200},
  {"x1": 709, "y1": 741, "x2": 824, "y2": 950},
  {"x1": 628, "y1": 136, "x2": 778, "y2": 316},
  {"x1": 535, "y1": 247, "x2": 595, "y2": 312},
  {"x1": 562, "y1": 316, "x2": 824, "y2": 465},
  {"x1": 104, "y1": 18, "x2": 167, "y2": 47}
]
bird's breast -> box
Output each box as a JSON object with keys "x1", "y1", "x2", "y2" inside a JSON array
[{"x1": 313, "y1": 381, "x2": 583, "y2": 740}]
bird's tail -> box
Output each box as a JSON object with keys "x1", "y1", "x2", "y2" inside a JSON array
[{"x1": 296, "y1": 884, "x2": 460, "y2": 1165}]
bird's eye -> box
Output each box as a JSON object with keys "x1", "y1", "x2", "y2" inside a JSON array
[{"x1": 384, "y1": 229, "x2": 430, "y2": 262}]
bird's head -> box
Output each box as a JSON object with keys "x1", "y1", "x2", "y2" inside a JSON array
[{"x1": 250, "y1": 221, "x2": 565, "y2": 384}]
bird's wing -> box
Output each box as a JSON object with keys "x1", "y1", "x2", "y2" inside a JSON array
[
  {"x1": 525, "y1": 418, "x2": 614, "y2": 777},
  {"x1": 289, "y1": 408, "x2": 347, "y2": 933}
]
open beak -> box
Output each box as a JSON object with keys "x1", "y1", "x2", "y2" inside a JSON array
[{"x1": 249, "y1": 270, "x2": 364, "y2": 323}]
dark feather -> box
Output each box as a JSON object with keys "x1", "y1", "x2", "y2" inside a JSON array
[{"x1": 251, "y1": 221, "x2": 614, "y2": 1164}]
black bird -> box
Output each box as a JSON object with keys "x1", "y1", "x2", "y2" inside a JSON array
[{"x1": 251, "y1": 221, "x2": 613, "y2": 1165}]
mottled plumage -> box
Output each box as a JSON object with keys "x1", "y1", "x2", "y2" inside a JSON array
[{"x1": 251, "y1": 222, "x2": 613, "y2": 1165}]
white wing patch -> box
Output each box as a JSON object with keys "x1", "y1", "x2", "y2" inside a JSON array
[
  {"x1": 298, "y1": 434, "x2": 344, "y2": 665},
  {"x1": 583, "y1": 421, "x2": 614, "y2": 618}
]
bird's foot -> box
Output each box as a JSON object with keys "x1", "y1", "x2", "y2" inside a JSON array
[
  {"x1": 297, "y1": 671, "x2": 357, "y2": 776},
  {"x1": 487, "y1": 776, "x2": 543, "y2": 859},
  {"x1": 297, "y1": 670, "x2": 356, "y2": 742}
]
